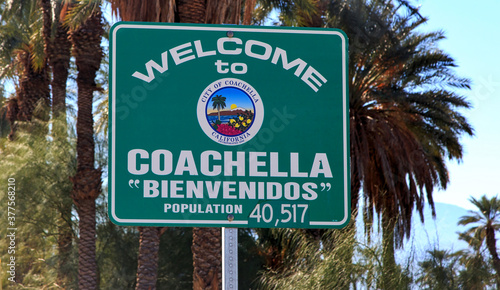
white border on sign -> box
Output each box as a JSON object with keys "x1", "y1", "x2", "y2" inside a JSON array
[{"x1": 110, "y1": 24, "x2": 349, "y2": 226}]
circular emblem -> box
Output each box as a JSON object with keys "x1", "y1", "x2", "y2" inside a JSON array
[{"x1": 197, "y1": 78, "x2": 264, "y2": 146}]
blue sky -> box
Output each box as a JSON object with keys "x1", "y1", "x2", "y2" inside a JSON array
[{"x1": 417, "y1": 0, "x2": 500, "y2": 209}]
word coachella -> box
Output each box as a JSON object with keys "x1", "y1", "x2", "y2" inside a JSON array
[
  {"x1": 129, "y1": 149, "x2": 333, "y2": 201},
  {"x1": 131, "y1": 36, "x2": 328, "y2": 92}
]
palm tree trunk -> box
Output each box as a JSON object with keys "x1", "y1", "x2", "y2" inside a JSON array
[
  {"x1": 50, "y1": 16, "x2": 71, "y2": 116},
  {"x1": 16, "y1": 52, "x2": 50, "y2": 122},
  {"x1": 41, "y1": 2, "x2": 73, "y2": 285},
  {"x1": 486, "y1": 225, "x2": 500, "y2": 288},
  {"x1": 136, "y1": 227, "x2": 162, "y2": 290},
  {"x1": 205, "y1": 0, "x2": 242, "y2": 24},
  {"x1": 242, "y1": 0, "x2": 256, "y2": 25},
  {"x1": 57, "y1": 206, "x2": 74, "y2": 286},
  {"x1": 69, "y1": 7, "x2": 103, "y2": 290},
  {"x1": 192, "y1": 227, "x2": 222, "y2": 290},
  {"x1": 75, "y1": 198, "x2": 98, "y2": 288},
  {"x1": 381, "y1": 210, "x2": 397, "y2": 290},
  {"x1": 6, "y1": 97, "x2": 19, "y2": 140},
  {"x1": 177, "y1": 0, "x2": 206, "y2": 23}
]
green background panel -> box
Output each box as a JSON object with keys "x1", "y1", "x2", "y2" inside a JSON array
[{"x1": 109, "y1": 23, "x2": 349, "y2": 228}]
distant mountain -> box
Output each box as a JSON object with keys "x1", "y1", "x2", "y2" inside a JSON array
[
  {"x1": 400, "y1": 202, "x2": 471, "y2": 262},
  {"x1": 207, "y1": 109, "x2": 249, "y2": 116},
  {"x1": 355, "y1": 202, "x2": 472, "y2": 262}
]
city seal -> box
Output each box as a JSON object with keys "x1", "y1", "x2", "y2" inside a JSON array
[{"x1": 197, "y1": 78, "x2": 264, "y2": 146}]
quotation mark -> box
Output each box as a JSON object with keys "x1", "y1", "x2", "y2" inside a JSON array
[
  {"x1": 129, "y1": 179, "x2": 140, "y2": 188},
  {"x1": 320, "y1": 182, "x2": 331, "y2": 191}
]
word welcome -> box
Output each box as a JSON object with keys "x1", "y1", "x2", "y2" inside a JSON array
[{"x1": 132, "y1": 37, "x2": 327, "y2": 92}]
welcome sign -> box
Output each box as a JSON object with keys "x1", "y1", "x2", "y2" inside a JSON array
[{"x1": 109, "y1": 23, "x2": 349, "y2": 228}]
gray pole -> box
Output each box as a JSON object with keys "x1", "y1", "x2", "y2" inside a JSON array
[{"x1": 222, "y1": 227, "x2": 238, "y2": 290}]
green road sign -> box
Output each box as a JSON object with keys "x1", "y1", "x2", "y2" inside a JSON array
[{"x1": 109, "y1": 23, "x2": 349, "y2": 228}]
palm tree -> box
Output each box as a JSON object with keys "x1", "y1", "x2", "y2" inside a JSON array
[
  {"x1": 0, "y1": 0, "x2": 50, "y2": 137},
  {"x1": 211, "y1": 95, "x2": 226, "y2": 121},
  {"x1": 457, "y1": 231, "x2": 494, "y2": 289},
  {"x1": 321, "y1": 1, "x2": 473, "y2": 287},
  {"x1": 416, "y1": 249, "x2": 461, "y2": 289},
  {"x1": 458, "y1": 195, "x2": 500, "y2": 288},
  {"x1": 41, "y1": 0, "x2": 72, "y2": 117},
  {"x1": 247, "y1": 1, "x2": 473, "y2": 288},
  {"x1": 40, "y1": 1, "x2": 74, "y2": 285},
  {"x1": 67, "y1": 2, "x2": 103, "y2": 288}
]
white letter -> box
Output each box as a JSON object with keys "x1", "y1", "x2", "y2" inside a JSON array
[
  {"x1": 170, "y1": 181, "x2": 184, "y2": 198},
  {"x1": 218, "y1": 37, "x2": 242, "y2": 55},
  {"x1": 223, "y1": 181, "x2": 237, "y2": 199},
  {"x1": 231, "y1": 63, "x2": 247, "y2": 74},
  {"x1": 271, "y1": 47, "x2": 307, "y2": 77},
  {"x1": 290, "y1": 152, "x2": 308, "y2": 177},
  {"x1": 151, "y1": 150, "x2": 173, "y2": 175},
  {"x1": 128, "y1": 149, "x2": 149, "y2": 175},
  {"x1": 186, "y1": 181, "x2": 204, "y2": 198},
  {"x1": 161, "y1": 180, "x2": 168, "y2": 197},
  {"x1": 284, "y1": 182, "x2": 300, "y2": 200},
  {"x1": 132, "y1": 51, "x2": 169, "y2": 83},
  {"x1": 267, "y1": 182, "x2": 282, "y2": 199},
  {"x1": 249, "y1": 152, "x2": 267, "y2": 177},
  {"x1": 310, "y1": 153, "x2": 333, "y2": 178},
  {"x1": 206, "y1": 181, "x2": 221, "y2": 199},
  {"x1": 201, "y1": 151, "x2": 222, "y2": 176},
  {"x1": 258, "y1": 182, "x2": 265, "y2": 199},
  {"x1": 302, "y1": 183, "x2": 318, "y2": 200},
  {"x1": 215, "y1": 59, "x2": 229, "y2": 73},
  {"x1": 270, "y1": 152, "x2": 287, "y2": 177},
  {"x1": 245, "y1": 40, "x2": 272, "y2": 60},
  {"x1": 239, "y1": 182, "x2": 256, "y2": 199},
  {"x1": 144, "y1": 180, "x2": 159, "y2": 197},
  {"x1": 301, "y1": 66, "x2": 327, "y2": 92},
  {"x1": 175, "y1": 151, "x2": 198, "y2": 176},
  {"x1": 224, "y1": 151, "x2": 246, "y2": 176},
  {"x1": 194, "y1": 40, "x2": 216, "y2": 57},
  {"x1": 169, "y1": 42, "x2": 195, "y2": 65}
]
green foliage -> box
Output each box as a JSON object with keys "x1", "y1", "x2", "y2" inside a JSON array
[
  {"x1": 0, "y1": 115, "x2": 76, "y2": 288},
  {"x1": 457, "y1": 246, "x2": 494, "y2": 289},
  {"x1": 238, "y1": 228, "x2": 266, "y2": 288},
  {"x1": 96, "y1": 208, "x2": 139, "y2": 289},
  {"x1": 257, "y1": 224, "x2": 415, "y2": 289},
  {"x1": 416, "y1": 249, "x2": 461, "y2": 289},
  {"x1": 0, "y1": 87, "x2": 10, "y2": 138},
  {"x1": 156, "y1": 227, "x2": 194, "y2": 289},
  {"x1": 457, "y1": 195, "x2": 500, "y2": 288},
  {"x1": 0, "y1": 0, "x2": 46, "y2": 76},
  {"x1": 256, "y1": 0, "x2": 317, "y2": 26},
  {"x1": 64, "y1": 0, "x2": 103, "y2": 30}
]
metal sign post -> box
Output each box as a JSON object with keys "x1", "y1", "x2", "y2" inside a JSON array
[{"x1": 222, "y1": 227, "x2": 238, "y2": 290}]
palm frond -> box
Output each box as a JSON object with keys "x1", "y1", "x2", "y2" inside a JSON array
[{"x1": 64, "y1": 0, "x2": 101, "y2": 30}]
